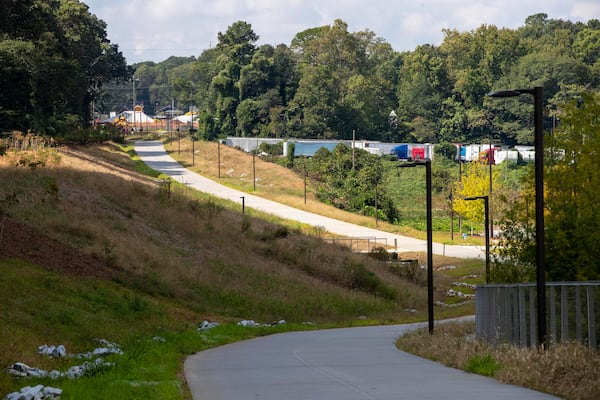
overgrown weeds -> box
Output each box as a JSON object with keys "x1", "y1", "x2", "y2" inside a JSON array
[{"x1": 396, "y1": 321, "x2": 600, "y2": 400}]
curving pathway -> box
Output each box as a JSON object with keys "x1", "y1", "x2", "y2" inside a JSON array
[
  {"x1": 135, "y1": 141, "x2": 557, "y2": 400},
  {"x1": 184, "y1": 321, "x2": 559, "y2": 400},
  {"x1": 134, "y1": 140, "x2": 484, "y2": 259}
]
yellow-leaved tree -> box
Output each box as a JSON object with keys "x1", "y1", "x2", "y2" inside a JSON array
[{"x1": 453, "y1": 160, "x2": 498, "y2": 226}]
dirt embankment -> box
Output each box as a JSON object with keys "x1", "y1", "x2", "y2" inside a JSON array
[{"x1": 0, "y1": 216, "x2": 114, "y2": 280}]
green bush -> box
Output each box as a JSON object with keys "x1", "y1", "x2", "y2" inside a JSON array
[{"x1": 347, "y1": 262, "x2": 397, "y2": 301}]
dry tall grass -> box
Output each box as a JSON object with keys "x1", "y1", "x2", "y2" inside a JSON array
[
  {"x1": 164, "y1": 139, "x2": 404, "y2": 228},
  {"x1": 163, "y1": 137, "x2": 482, "y2": 244},
  {"x1": 397, "y1": 321, "x2": 600, "y2": 400},
  {"x1": 1, "y1": 143, "x2": 429, "y2": 324}
]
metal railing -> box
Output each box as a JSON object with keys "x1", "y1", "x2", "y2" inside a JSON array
[
  {"x1": 324, "y1": 237, "x2": 388, "y2": 253},
  {"x1": 476, "y1": 282, "x2": 599, "y2": 348}
]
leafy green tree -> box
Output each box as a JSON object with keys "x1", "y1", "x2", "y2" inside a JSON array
[
  {"x1": 494, "y1": 90, "x2": 600, "y2": 282},
  {"x1": 0, "y1": 0, "x2": 128, "y2": 134},
  {"x1": 0, "y1": 40, "x2": 36, "y2": 130},
  {"x1": 544, "y1": 90, "x2": 600, "y2": 280},
  {"x1": 287, "y1": 64, "x2": 338, "y2": 138},
  {"x1": 573, "y1": 26, "x2": 600, "y2": 65},
  {"x1": 441, "y1": 25, "x2": 523, "y2": 109},
  {"x1": 488, "y1": 51, "x2": 591, "y2": 145},
  {"x1": 307, "y1": 144, "x2": 398, "y2": 222},
  {"x1": 396, "y1": 45, "x2": 451, "y2": 142},
  {"x1": 208, "y1": 21, "x2": 260, "y2": 135},
  {"x1": 439, "y1": 96, "x2": 468, "y2": 143},
  {"x1": 236, "y1": 98, "x2": 262, "y2": 137},
  {"x1": 217, "y1": 20, "x2": 259, "y2": 66},
  {"x1": 287, "y1": 20, "x2": 399, "y2": 140},
  {"x1": 434, "y1": 143, "x2": 457, "y2": 161}
]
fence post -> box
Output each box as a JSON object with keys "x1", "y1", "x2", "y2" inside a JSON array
[
  {"x1": 587, "y1": 286, "x2": 597, "y2": 348},
  {"x1": 519, "y1": 286, "x2": 527, "y2": 347},
  {"x1": 550, "y1": 286, "x2": 557, "y2": 343},
  {"x1": 529, "y1": 286, "x2": 537, "y2": 347},
  {"x1": 561, "y1": 285, "x2": 569, "y2": 341},
  {"x1": 576, "y1": 286, "x2": 582, "y2": 342}
]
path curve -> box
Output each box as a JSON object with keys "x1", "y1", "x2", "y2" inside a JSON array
[
  {"x1": 135, "y1": 142, "x2": 557, "y2": 399},
  {"x1": 134, "y1": 141, "x2": 483, "y2": 259},
  {"x1": 184, "y1": 321, "x2": 559, "y2": 400}
]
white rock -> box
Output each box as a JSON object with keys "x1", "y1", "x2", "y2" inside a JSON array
[
  {"x1": 4, "y1": 384, "x2": 62, "y2": 400},
  {"x1": 198, "y1": 321, "x2": 220, "y2": 331},
  {"x1": 237, "y1": 319, "x2": 286, "y2": 328},
  {"x1": 49, "y1": 370, "x2": 61, "y2": 380},
  {"x1": 7, "y1": 363, "x2": 48, "y2": 378},
  {"x1": 38, "y1": 344, "x2": 67, "y2": 358},
  {"x1": 237, "y1": 319, "x2": 260, "y2": 327},
  {"x1": 92, "y1": 347, "x2": 121, "y2": 357}
]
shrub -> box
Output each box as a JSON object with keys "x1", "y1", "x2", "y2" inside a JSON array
[{"x1": 465, "y1": 353, "x2": 503, "y2": 377}]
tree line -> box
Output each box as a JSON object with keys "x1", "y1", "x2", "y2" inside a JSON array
[
  {"x1": 110, "y1": 14, "x2": 599, "y2": 146},
  {"x1": 2, "y1": 5, "x2": 599, "y2": 147},
  {"x1": 0, "y1": 0, "x2": 129, "y2": 136}
]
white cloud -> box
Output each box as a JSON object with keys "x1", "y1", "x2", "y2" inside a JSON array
[
  {"x1": 571, "y1": 2, "x2": 600, "y2": 20},
  {"x1": 84, "y1": 0, "x2": 600, "y2": 63}
]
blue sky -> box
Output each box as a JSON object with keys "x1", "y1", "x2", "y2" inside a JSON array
[{"x1": 84, "y1": 0, "x2": 600, "y2": 64}]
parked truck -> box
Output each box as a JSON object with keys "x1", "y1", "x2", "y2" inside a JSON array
[{"x1": 391, "y1": 144, "x2": 433, "y2": 161}]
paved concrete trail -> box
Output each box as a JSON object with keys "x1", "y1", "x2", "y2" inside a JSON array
[
  {"x1": 136, "y1": 141, "x2": 558, "y2": 400},
  {"x1": 184, "y1": 322, "x2": 559, "y2": 400},
  {"x1": 134, "y1": 141, "x2": 483, "y2": 259}
]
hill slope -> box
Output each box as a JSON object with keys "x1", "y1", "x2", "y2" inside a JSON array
[
  {"x1": 0, "y1": 141, "x2": 481, "y2": 397},
  {"x1": 0, "y1": 142, "x2": 439, "y2": 390}
]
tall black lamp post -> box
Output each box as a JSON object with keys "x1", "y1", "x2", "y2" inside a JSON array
[
  {"x1": 190, "y1": 109, "x2": 196, "y2": 167},
  {"x1": 218, "y1": 139, "x2": 222, "y2": 178},
  {"x1": 192, "y1": 133, "x2": 195, "y2": 166},
  {"x1": 488, "y1": 86, "x2": 546, "y2": 347},
  {"x1": 253, "y1": 147, "x2": 256, "y2": 192},
  {"x1": 398, "y1": 159, "x2": 434, "y2": 334},
  {"x1": 464, "y1": 195, "x2": 490, "y2": 283}
]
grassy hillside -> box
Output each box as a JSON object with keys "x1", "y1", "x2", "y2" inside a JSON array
[{"x1": 0, "y1": 141, "x2": 480, "y2": 398}]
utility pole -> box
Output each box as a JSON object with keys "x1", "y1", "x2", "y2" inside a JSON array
[
  {"x1": 132, "y1": 76, "x2": 136, "y2": 132},
  {"x1": 352, "y1": 129, "x2": 356, "y2": 170}
]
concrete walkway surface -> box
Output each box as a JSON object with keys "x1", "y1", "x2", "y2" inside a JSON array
[
  {"x1": 184, "y1": 322, "x2": 559, "y2": 400},
  {"x1": 134, "y1": 141, "x2": 484, "y2": 259}
]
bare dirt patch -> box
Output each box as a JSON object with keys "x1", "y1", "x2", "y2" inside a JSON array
[{"x1": 0, "y1": 216, "x2": 115, "y2": 280}]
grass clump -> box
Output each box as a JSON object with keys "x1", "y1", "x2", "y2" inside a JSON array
[
  {"x1": 464, "y1": 353, "x2": 502, "y2": 377},
  {"x1": 396, "y1": 321, "x2": 600, "y2": 400}
]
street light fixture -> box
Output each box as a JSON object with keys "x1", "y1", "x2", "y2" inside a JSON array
[
  {"x1": 464, "y1": 195, "x2": 490, "y2": 283},
  {"x1": 398, "y1": 159, "x2": 434, "y2": 334},
  {"x1": 488, "y1": 86, "x2": 546, "y2": 347},
  {"x1": 132, "y1": 76, "x2": 139, "y2": 133}
]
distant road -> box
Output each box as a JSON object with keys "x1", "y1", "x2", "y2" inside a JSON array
[{"x1": 135, "y1": 141, "x2": 484, "y2": 259}]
